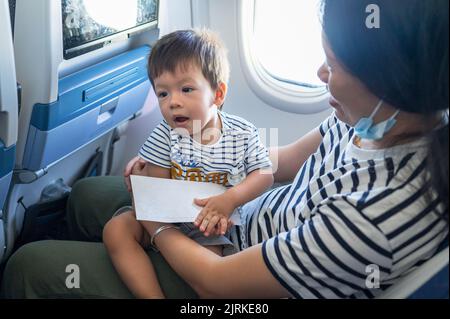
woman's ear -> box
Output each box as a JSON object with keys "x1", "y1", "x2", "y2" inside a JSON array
[{"x1": 213, "y1": 82, "x2": 227, "y2": 109}]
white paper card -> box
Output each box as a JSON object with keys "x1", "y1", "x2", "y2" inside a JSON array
[{"x1": 130, "y1": 175, "x2": 242, "y2": 225}]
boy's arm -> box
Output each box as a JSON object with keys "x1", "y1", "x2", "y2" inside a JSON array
[
  {"x1": 124, "y1": 157, "x2": 171, "y2": 191},
  {"x1": 141, "y1": 162, "x2": 171, "y2": 179},
  {"x1": 270, "y1": 126, "x2": 322, "y2": 183},
  {"x1": 194, "y1": 169, "x2": 273, "y2": 236},
  {"x1": 134, "y1": 120, "x2": 172, "y2": 180},
  {"x1": 195, "y1": 125, "x2": 274, "y2": 235},
  {"x1": 130, "y1": 160, "x2": 171, "y2": 181},
  {"x1": 223, "y1": 169, "x2": 273, "y2": 209},
  {"x1": 129, "y1": 161, "x2": 171, "y2": 209}
]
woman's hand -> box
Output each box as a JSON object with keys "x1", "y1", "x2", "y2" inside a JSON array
[
  {"x1": 123, "y1": 156, "x2": 147, "y2": 192},
  {"x1": 194, "y1": 194, "x2": 236, "y2": 237}
]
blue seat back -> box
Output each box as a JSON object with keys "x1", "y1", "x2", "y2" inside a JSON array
[
  {"x1": 0, "y1": 142, "x2": 15, "y2": 210},
  {"x1": 378, "y1": 237, "x2": 449, "y2": 299},
  {"x1": 22, "y1": 46, "x2": 151, "y2": 171},
  {"x1": 409, "y1": 263, "x2": 449, "y2": 299},
  {"x1": 409, "y1": 237, "x2": 449, "y2": 299}
]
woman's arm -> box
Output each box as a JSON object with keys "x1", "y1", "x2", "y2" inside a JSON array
[
  {"x1": 270, "y1": 127, "x2": 323, "y2": 183},
  {"x1": 143, "y1": 198, "x2": 394, "y2": 299},
  {"x1": 141, "y1": 221, "x2": 290, "y2": 298}
]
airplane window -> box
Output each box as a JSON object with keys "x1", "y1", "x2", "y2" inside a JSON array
[
  {"x1": 253, "y1": 0, "x2": 325, "y2": 88},
  {"x1": 238, "y1": 0, "x2": 329, "y2": 114}
]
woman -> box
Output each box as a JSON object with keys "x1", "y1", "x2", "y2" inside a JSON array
[{"x1": 1, "y1": 0, "x2": 448, "y2": 298}]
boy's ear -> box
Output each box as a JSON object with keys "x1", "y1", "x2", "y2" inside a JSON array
[{"x1": 213, "y1": 82, "x2": 227, "y2": 108}]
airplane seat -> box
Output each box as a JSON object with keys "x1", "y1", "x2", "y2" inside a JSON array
[
  {"x1": 0, "y1": 143, "x2": 15, "y2": 218},
  {"x1": 21, "y1": 45, "x2": 151, "y2": 172},
  {"x1": 1, "y1": 0, "x2": 159, "y2": 261},
  {"x1": 0, "y1": 144, "x2": 16, "y2": 263},
  {"x1": 378, "y1": 236, "x2": 449, "y2": 299},
  {"x1": 0, "y1": 0, "x2": 18, "y2": 262},
  {"x1": 7, "y1": 0, "x2": 14, "y2": 31},
  {"x1": 14, "y1": 0, "x2": 158, "y2": 173},
  {"x1": 408, "y1": 258, "x2": 449, "y2": 299}
]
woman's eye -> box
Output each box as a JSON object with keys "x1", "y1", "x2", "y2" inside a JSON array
[
  {"x1": 157, "y1": 92, "x2": 168, "y2": 98},
  {"x1": 182, "y1": 87, "x2": 194, "y2": 93}
]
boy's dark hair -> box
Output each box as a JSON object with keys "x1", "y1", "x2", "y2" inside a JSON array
[{"x1": 148, "y1": 29, "x2": 230, "y2": 91}]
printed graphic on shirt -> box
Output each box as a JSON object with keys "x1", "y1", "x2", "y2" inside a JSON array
[{"x1": 170, "y1": 161, "x2": 229, "y2": 186}]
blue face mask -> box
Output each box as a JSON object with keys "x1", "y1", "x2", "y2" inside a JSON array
[{"x1": 354, "y1": 100, "x2": 400, "y2": 140}]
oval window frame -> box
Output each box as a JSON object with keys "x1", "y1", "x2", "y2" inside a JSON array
[{"x1": 237, "y1": 0, "x2": 330, "y2": 114}]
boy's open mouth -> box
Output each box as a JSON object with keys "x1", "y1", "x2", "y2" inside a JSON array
[{"x1": 173, "y1": 116, "x2": 190, "y2": 124}]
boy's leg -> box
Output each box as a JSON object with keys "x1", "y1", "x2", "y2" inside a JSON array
[
  {"x1": 1, "y1": 240, "x2": 199, "y2": 299},
  {"x1": 103, "y1": 211, "x2": 165, "y2": 298},
  {"x1": 66, "y1": 176, "x2": 132, "y2": 241}
]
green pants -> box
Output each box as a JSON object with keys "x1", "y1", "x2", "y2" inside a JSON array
[{"x1": 0, "y1": 176, "x2": 198, "y2": 298}]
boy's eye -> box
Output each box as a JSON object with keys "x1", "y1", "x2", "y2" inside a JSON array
[
  {"x1": 157, "y1": 91, "x2": 168, "y2": 98},
  {"x1": 182, "y1": 87, "x2": 194, "y2": 93}
]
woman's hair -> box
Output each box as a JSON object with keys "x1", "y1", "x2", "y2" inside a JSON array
[
  {"x1": 148, "y1": 29, "x2": 230, "y2": 91},
  {"x1": 321, "y1": 0, "x2": 449, "y2": 217}
]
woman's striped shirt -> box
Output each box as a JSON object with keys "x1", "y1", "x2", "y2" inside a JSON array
[{"x1": 233, "y1": 113, "x2": 448, "y2": 298}]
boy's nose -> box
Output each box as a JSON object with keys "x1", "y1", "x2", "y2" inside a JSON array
[
  {"x1": 170, "y1": 102, "x2": 182, "y2": 109},
  {"x1": 169, "y1": 94, "x2": 182, "y2": 109}
]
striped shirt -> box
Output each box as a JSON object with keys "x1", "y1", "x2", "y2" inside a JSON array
[
  {"x1": 138, "y1": 111, "x2": 272, "y2": 188},
  {"x1": 232, "y1": 113, "x2": 448, "y2": 299}
]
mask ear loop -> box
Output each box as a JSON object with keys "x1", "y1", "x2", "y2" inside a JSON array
[
  {"x1": 370, "y1": 99, "x2": 400, "y2": 122},
  {"x1": 388, "y1": 109, "x2": 400, "y2": 120},
  {"x1": 368, "y1": 99, "x2": 384, "y2": 118}
]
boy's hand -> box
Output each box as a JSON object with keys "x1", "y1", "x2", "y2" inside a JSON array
[
  {"x1": 123, "y1": 156, "x2": 147, "y2": 192},
  {"x1": 194, "y1": 194, "x2": 236, "y2": 237}
]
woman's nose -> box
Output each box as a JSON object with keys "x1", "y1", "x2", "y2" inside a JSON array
[{"x1": 317, "y1": 63, "x2": 329, "y2": 84}]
